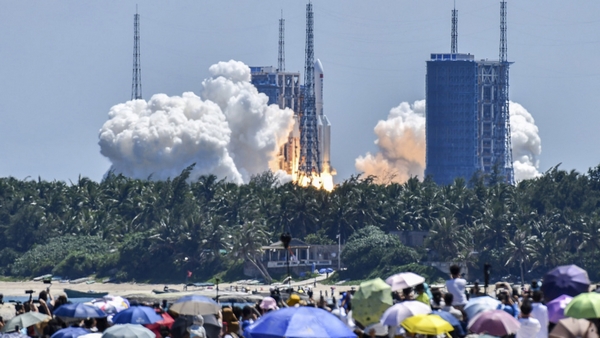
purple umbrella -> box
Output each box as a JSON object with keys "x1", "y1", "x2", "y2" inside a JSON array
[
  {"x1": 468, "y1": 310, "x2": 520, "y2": 336},
  {"x1": 542, "y1": 265, "x2": 590, "y2": 302},
  {"x1": 547, "y1": 294, "x2": 573, "y2": 324}
]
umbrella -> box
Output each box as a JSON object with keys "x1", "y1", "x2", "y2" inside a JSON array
[
  {"x1": 352, "y1": 278, "x2": 393, "y2": 327},
  {"x1": 51, "y1": 327, "x2": 90, "y2": 338},
  {"x1": 550, "y1": 317, "x2": 597, "y2": 338},
  {"x1": 542, "y1": 264, "x2": 590, "y2": 302},
  {"x1": 244, "y1": 306, "x2": 356, "y2": 338},
  {"x1": 380, "y1": 301, "x2": 432, "y2": 326},
  {"x1": 54, "y1": 303, "x2": 107, "y2": 320},
  {"x1": 1, "y1": 312, "x2": 51, "y2": 332},
  {"x1": 464, "y1": 296, "x2": 501, "y2": 320},
  {"x1": 547, "y1": 294, "x2": 573, "y2": 324},
  {"x1": 0, "y1": 333, "x2": 29, "y2": 338},
  {"x1": 385, "y1": 272, "x2": 425, "y2": 291},
  {"x1": 432, "y1": 310, "x2": 465, "y2": 336},
  {"x1": 102, "y1": 324, "x2": 155, "y2": 338},
  {"x1": 468, "y1": 310, "x2": 520, "y2": 336},
  {"x1": 318, "y1": 268, "x2": 334, "y2": 274},
  {"x1": 401, "y1": 314, "x2": 454, "y2": 335},
  {"x1": 79, "y1": 334, "x2": 102, "y2": 338},
  {"x1": 112, "y1": 306, "x2": 163, "y2": 325},
  {"x1": 93, "y1": 296, "x2": 130, "y2": 314},
  {"x1": 170, "y1": 295, "x2": 220, "y2": 316},
  {"x1": 565, "y1": 292, "x2": 600, "y2": 319}
]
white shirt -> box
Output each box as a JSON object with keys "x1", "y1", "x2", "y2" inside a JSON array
[
  {"x1": 531, "y1": 302, "x2": 549, "y2": 338},
  {"x1": 445, "y1": 278, "x2": 468, "y2": 306},
  {"x1": 516, "y1": 317, "x2": 541, "y2": 338},
  {"x1": 441, "y1": 305, "x2": 463, "y2": 321}
]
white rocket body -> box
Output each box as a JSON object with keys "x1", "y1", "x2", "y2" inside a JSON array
[{"x1": 314, "y1": 59, "x2": 334, "y2": 175}]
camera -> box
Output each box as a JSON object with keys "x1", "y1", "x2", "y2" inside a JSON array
[{"x1": 25, "y1": 290, "x2": 34, "y2": 294}]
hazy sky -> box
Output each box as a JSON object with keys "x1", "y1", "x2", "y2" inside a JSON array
[{"x1": 1, "y1": 1, "x2": 599, "y2": 183}]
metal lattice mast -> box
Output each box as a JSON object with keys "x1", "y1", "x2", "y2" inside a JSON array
[
  {"x1": 500, "y1": 1, "x2": 507, "y2": 62},
  {"x1": 499, "y1": 0, "x2": 514, "y2": 183},
  {"x1": 451, "y1": 1, "x2": 458, "y2": 54},
  {"x1": 299, "y1": 1, "x2": 321, "y2": 175},
  {"x1": 131, "y1": 6, "x2": 142, "y2": 100},
  {"x1": 278, "y1": 11, "x2": 285, "y2": 71}
]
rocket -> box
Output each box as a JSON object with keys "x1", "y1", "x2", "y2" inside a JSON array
[{"x1": 314, "y1": 59, "x2": 335, "y2": 175}]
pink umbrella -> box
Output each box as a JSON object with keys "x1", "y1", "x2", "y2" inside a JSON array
[
  {"x1": 468, "y1": 310, "x2": 520, "y2": 336},
  {"x1": 547, "y1": 294, "x2": 573, "y2": 324}
]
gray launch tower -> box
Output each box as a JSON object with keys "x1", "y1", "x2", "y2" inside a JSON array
[
  {"x1": 131, "y1": 7, "x2": 142, "y2": 100},
  {"x1": 299, "y1": 2, "x2": 321, "y2": 175}
]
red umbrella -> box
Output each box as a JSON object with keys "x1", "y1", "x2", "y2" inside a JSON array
[{"x1": 145, "y1": 313, "x2": 175, "y2": 338}]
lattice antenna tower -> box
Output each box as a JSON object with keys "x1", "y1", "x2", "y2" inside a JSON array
[
  {"x1": 299, "y1": 1, "x2": 321, "y2": 175},
  {"x1": 278, "y1": 10, "x2": 285, "y2": 71},
  {"x1": 131, "y1": 5, "x2": 142, "y2": 100},
  {"x1": 451, "y1": 0, "x2": 458, "y2": 54},
  {"x1": 499, "y1": 1, "x2": 507, "y2": 62},
  {"x1": 499, "y1": 0, "x2": 514, "y2": 184}
]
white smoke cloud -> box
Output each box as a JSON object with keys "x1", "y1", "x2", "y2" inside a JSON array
[
  {"x1": 509, "y1": 101, "x2": 542, "y2": 181},
  {"x1": 356, "y1": 100, "x2": 541, "y2": 184},
  {"x1": 355, "y1": 100, "x2": 426, "y2": 184},
  {"x1": 99, "y1": 60, "x2": 294, "y2": 183}
]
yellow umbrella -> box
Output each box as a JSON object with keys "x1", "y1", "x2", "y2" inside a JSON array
[{"x1": 401, "y1": 314, "x2": 454, "y2": 335}]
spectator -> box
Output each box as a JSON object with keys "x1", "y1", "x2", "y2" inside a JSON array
[
  {"x1": 445, "y1": 265, "x2": 468, "y2": 308},
  {"x1": 442, "y1": 293, "x2": 463, "y2": 321},
  {"x1": 516, "y1": 300, "x2": 541, "y2": 338},
  {"x1": 530, "y1": 291, "x2": 548, "y2": 338},
  {"x1": 415, "y1": 284, "x2": 430, "y2": 305},
  {"x1": 430, "y1": 289, "x2": 445, "y2": 310}
]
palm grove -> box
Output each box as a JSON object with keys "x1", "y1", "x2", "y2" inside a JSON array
[{"x1": 1, "y1": 164, "x2": 599, "y2": 283}]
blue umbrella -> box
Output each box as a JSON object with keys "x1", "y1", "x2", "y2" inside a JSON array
[
  {"x1": 54, "y1": 303, "x2": 107, "y2": 319},
  {"x1": 542, "y1": 264, "x2": 590, "y2": 302},
  {"x1": 463, "y1": 296, "x2": 501, "y2": 320},
  {"x1": 244, "y1": 306, "x2": 356, "y2": 338},
  {"x1": 112, "y1": 306, "x2": 163, "y2": 325},
  {"x1": 50, "y1": 327, "x2": 90, "y2": 338},
  {"x1": 432, "y1": 310, "x2": 465, "y2": 336}
]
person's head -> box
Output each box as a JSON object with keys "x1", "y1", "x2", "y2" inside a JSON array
[
  {"x1": 532, "y1": 290, "x2": 543, "y2": 303},
  {"x1": 259, "y1": 297, "x2": 278, "y2": 313},
  {"x1": 242, "y1": 305, "x2": 254, "y2": 320},
  {"x1": 402, "y1": 287, "x2": 413, "y2": 299},
  {"x1": 449, "y1": 265, "x2": 461, "y2": 278},
  {"x1": 531, "y1": 279, "x2": 538, "y2": 289},
  {"x1": 415, "y1": 284, "x2": 425, "y2": 295},
  {"x1": 39, "y1": 290, "x2": 48, "y2": 302},
  {"x1": 83, "y1": 318, "x2": 96, "y2": 329},
  {"x1": 444, "y1": 292, "x2": 454, "y2": 306},
  {"x1": 521, "y1": 300, "x2": 533, "y2": 316},
  {"x1": 432, "y1": 290, "x2": 443, "y2": 303}
]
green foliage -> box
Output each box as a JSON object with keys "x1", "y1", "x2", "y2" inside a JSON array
[
  {"x1": 304, "y1": 229, "x2": 335, "y2": 245},
  {"x1": 2, "y1": 165, "x2": 600, "y2": 283},
  {"x1": 341, "y1": 225, "x2": 419, "y2": 279},
  {"x1": 11, "y1": 236, "x2": 111, "y2": 277}
]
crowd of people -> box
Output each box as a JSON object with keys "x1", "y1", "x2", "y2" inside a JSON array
[{"x1": 0, "y1": 265, "x2": 585, "y2": 338}]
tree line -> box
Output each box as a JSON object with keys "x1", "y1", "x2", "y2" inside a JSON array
[{"x1": 1, "y1": 164, "x2": 599, "y2": 282}]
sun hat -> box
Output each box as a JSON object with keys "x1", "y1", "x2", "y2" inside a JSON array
[
  {"x1": 192, "y1": 314, "x2": 204, "y2": 326},
  {"x1": 287, "y1": 294, "x2": 301, "y2": 307},
  {"x1": 259, "y1": 297, "x2": 279, "y2": 311}
]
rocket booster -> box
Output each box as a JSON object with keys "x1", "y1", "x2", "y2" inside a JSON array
[{"x1": 313, "y1": 59, "x2": 335, "y2": 175}]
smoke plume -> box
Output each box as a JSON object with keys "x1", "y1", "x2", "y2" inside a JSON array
[
  {"x1": 355, "y1": 100, "x2": 426, "y2": 184},
  {"x1": 355, "y1": 100, "x2": 541, "y2": 184},
  {"x1": 99, "y1": 60, "x2": 294, "y2": 183}
]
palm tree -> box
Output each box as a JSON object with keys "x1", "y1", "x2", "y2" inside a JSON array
[{"x1": 230, "y1": 220, "x2": 273, "y2": 283}]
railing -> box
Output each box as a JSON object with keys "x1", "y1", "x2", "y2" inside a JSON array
[{"x1": 266, "y1": 260, "x2": 332, "y2": 268}]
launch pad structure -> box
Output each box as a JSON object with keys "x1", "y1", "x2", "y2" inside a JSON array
[
  {"x1": 425, "y1": 1, "x2": 514, "y2": 185},
  {"x1": 250, "y1": 2, "x2": 334, "y2": 188}
]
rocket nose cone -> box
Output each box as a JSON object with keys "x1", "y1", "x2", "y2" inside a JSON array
[{"x1": 314, "y1": 59, "x2": 324, "y2": 73}]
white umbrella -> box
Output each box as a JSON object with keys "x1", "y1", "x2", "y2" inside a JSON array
[
  {"x1": 380, "y1": 301, "x2": 432, "y2": 326},
  {"x1": 1, "y1": 312, "x2": 50, "y2": 332},
  {"x1": 79, "y1": 334, "x2": 102, "y2": 338},
  {"x1": 170, "y1": 295, "x2": 219, "y2": 316},
  {"x1": 102, "y1": 324, "x2": 154, "y2": 338},
  {"x1": 385, "y1": 272, "x2": 426, "y2": 291}
]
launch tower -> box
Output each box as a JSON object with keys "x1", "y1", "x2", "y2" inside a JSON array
[
  {"x1": 425, "y1": 1, "x2": 514, "y2": 185},
  {"x1": 131, "y1": 7, "x2": 142, "y2": 100}
]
